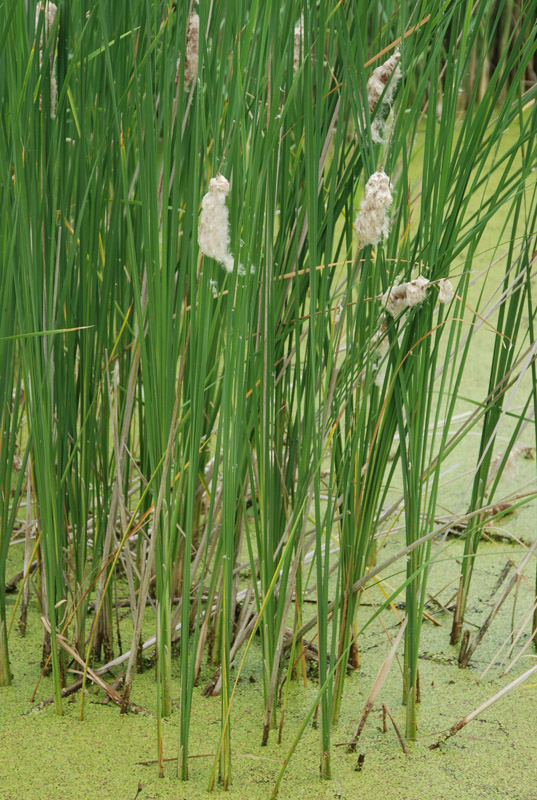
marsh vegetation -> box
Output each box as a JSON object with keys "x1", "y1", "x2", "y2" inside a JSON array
[{"x1": 1, "y1": 2, "x2": 537, "y2": 797}]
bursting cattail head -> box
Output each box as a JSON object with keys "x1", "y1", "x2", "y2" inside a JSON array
[
  {"x1": 381, "y1": 275, "x2": 430, "y2": 318},
  {"x1": 438, "y1": 278, "x2": 454, "y2": 304},
  {"x1": 367, "y1": 49, "x2": 401, "y2": 143},
  {"x1": 293, "y1": 13, "x2": 304, "y2": 75},
  {"x1": 406, "y1": 275, "x2": 429, "y2": 307},
  {"x1": 381, "y1": 283, "x2": 409, "y2": 318},
  {"x1": 35, "y1": 1, "x2": 58, "y2": 118},
  {"x1": 354, "y1": 169, "x2": 393, "y2": 248},
  {"x1": 35, "y1": 0, "x2": 57, "y2": 35},
  {"x1": 367, "y1": 49, "x2": 401, "y2": 112},
  {"x1": 198, "y1": 175, "x2": 235, "y2": 274},
  {"x1": 177, "y1": 11, "x2": 200, "y2": 86}
]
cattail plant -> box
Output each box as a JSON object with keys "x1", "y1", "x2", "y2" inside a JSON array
[
  {"x1": 0, "y1": 170, "x2": 22, "y2": 687},
  {"x1": 452, "y1": 210, "x2": 537, "y2": 654},
  {"x1": 2, "y1": 3, "x2": 537, "y2": 798}
]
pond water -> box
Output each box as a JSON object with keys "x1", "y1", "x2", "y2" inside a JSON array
[{"x1": 2, "y1": 526, "x2": 537, "y2": 800}]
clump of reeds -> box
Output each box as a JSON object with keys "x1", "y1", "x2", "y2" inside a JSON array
[{"x1": 2, "y1": 3, "x2": 537, "y2": 797}]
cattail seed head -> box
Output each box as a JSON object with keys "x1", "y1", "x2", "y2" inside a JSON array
[
  {"x1": 367, "y1": 50, "x2": 401, "y2": 112},
  {"x1": 35, "y1": 0, "x2": 57, "y2": 34},
  {"x1": 367, "y1": 49, "x2": 401, "y2": 144},
  {"x1": 177, "y1": 11, "x2": 200, "y2": 86},
  {"x1": 381, "y1": 283, "x2": 409, "y2": 318},
  {"x1": 382, "y1": 275, "x2": 430, "y2": 318},
  {"x1": 354, "y1": 169, "x2": 393, "y2": 248},
  {"x1": 438, "y1": 278, "x2": 454, "y2": 304},
  {"x1": 35, "y1": 1, "x2": 58, "y2": 118},
  {"x1": 406, "y1": 275, "x2": 430, "y2": 307},
  {"x1": 293, "y1": 13, "x2": 304, "y2": 75},
  {"x1": 198, "y1": 175, "x2": 235, "y2": 273}
]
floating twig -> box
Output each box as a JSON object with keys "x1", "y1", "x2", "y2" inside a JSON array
[
  {"x1": 5, "y1": 561, "x2": 38, "y2": 593},
  {"x1": 381, "y1": 703, "x2": 408, "y2": 755},
  {"x1": 41, "y1": 617, "x2": 123, "y2": 707},
  {"x1": 24, "y1": 677, "x2": 84, "y2": 713}
]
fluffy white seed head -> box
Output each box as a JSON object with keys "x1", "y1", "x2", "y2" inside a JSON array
[
  {"x1": 381, "y1": 283, "x2": 409, "y2": 318},
  {"x1": 354, "y1": 170, "x2": 393, "y2": 248},
  {"x1": 371, "y1": 115, "x2": 390, "y2": 145},
  {"x1": 367, "y1": 50, "x2": 401, "y2": 112},
  {"x1": 177, "y1": 11, "x2": 200, "y2": 86},
  {"x1": 367, "y1": 50, "x2": 401, "y2": 143},
  {"x1": 35, "y1": 1, "x2": 58, "y2": 118},
  {"x1": 35, "y1": 0, "x2": 57, "y2": 37},
  {"x1": 208, "y1": 174, "x2": 230, "y2": 195},
  {"x1": 381, "y1": 274, "x2": 430, "y2": 317},
  {"x1": 367, "y1": 170, "x2": 393, "y2": 207},
  {"x1": 438, "y1": 278, "x2": 454, "y2": 304},
  {"x1": 406, "y1": 275, "x2": 430, "y2": 307},
  {"x1": 198, "y1": 175, "x2": 235, "y2": 273},
  {"x1": 293, "y1": 13, "x2": 304, "y2": 75}
]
